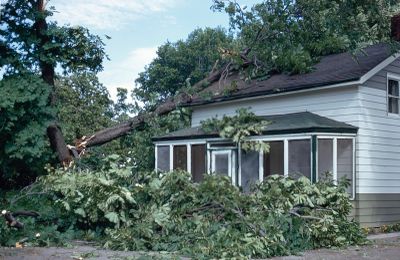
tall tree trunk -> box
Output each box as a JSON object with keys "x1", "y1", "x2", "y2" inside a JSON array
[{"x1": 35, "y1": 0, "x2": 71, "y2": 166}]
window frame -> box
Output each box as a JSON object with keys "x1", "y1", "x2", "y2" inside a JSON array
[
  {"x1": 316, "y1": 136, "x2": 356, "y2": 200},
  {"x1": 387, "y1": 73, "x2": 400, "y2": 115},
  {"x1": 240, "y1": 135, "x2": 313, "y2": 185},
  {"x1": 211, "y1": 150, "x2": 232, "y2": 178}
]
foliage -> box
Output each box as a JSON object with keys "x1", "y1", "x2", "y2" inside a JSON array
[
  {"x1": 363, "y1": 222, "x2": 400, "y2": 235},
  {"x1": 56, "y1": 72, "x2": 114, "y2": 142},
  {"x1": 201, "y1": 108, "x2": 270, "y2": 152},
  {"x1": 134, "y1": 27, "x2": 236, "y2": 106},
  {"x1": 0, "y1": 75, "x2": 55, "y2": 188},
  {"x1": 102, "y1": 171, "x2": 365, "y2": 258},
  {"x1": 212, "y1": 0, "x2": 400, "y2": 75},
  {"x1": 0, "y1": 0, "x2": 106, "y2": 76},
  {"x1": 0, "y1": 188, "x2": 78, "y2": 247},
  {"x1": 7, "y1": 160, "x2": 363, "y2": 258},
  {"x1": 0, "y1": 0, "x2": 108, "y2": 184},
  {"x1": 116, "y1": 108, "x2": 191, "y2": 173}
]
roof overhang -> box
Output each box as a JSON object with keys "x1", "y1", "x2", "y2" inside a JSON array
[{"x1": 153, "y1": 112, "x2": 358, "y2": 142}]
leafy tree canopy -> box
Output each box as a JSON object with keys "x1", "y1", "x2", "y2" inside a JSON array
[
  {"x1": 211, "y1": 0, "x2": 400, "y2": 76},
  {"x1": 0, "y1": 0, "x2": 106, "y2": 76},
  {"x1": 0, "y1": 0, "x2": 109, "y2": 186},
  {"x1": 134, "y1": 27, "x2": 236, "y2": 106},
  {"x1": 56, "y1": 73, "x2": 114, "y2": 143}
]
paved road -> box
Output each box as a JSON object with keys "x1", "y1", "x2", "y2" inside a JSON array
[{"x1": 1, "y1": 234, "x2": 399, "y2": 259}]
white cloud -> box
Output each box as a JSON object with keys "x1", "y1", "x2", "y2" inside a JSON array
[
  {"x1": 50, "y1": 0, "x2": 179, "y2": 30},
  {"x1": 98, "y1": 47, "x2": 158, "y2": 101}
]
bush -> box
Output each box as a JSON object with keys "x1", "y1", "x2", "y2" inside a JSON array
[{"x1": 2, "y1": 157, "x2": 366, "y2": 258}]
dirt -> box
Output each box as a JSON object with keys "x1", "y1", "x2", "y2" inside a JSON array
[{"x1": 0, "y1": 236, "x2": 399, "y2": 260}]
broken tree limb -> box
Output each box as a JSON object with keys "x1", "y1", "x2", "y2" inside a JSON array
[
  {"x1": 73, "y1": 67, "x2": 226, "y2": 151},
  {"x1": 1, "y1": 210, "x2": 40, "y2": 229}
]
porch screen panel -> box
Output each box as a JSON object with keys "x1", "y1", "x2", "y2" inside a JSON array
[
  {"x1": 289, "y1": 139, "x2": 311, "y2": 179},
  {"x1": 214, "y1": 153, "x2": 229, "y2": 176},
  {"x1": 241, "y1": 150, "x2": 259, "y2": 192},
  {"x1": 191, "y1": 144, "x2": 206, "y2": 182},
  {"x1": 318, "y1": 139, "x2": 333, "y2": 181},
  {"x1": 173, "y1": 145, "x2": 187, "y2": 171},
  {"x1": 264, "y1": 141, "x2": 284, "y2": 178},
  {"x1": 337, "y1": 139, "x2": 353, "y2": 195},
  {"x1": 157, "y1": 145, "x2": 170, "y2": 172}
]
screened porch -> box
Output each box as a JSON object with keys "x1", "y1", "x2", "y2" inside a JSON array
[{"x1": 153, "y1": 112, "x2": 357, "y2": 198}]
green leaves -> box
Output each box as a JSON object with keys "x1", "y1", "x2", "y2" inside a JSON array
[
  {"x1": 134, "y1": 27, "x2": 235, "y2": 106},
  {"x1": 105, "y1": 212, "x2": 119, "y2": 224},
  {"x1": 0, "y1": 1, "x2": 107, "y2": 76},
  {"x1": 212, "y1": 0, "x2": 400, "y2": 75},
  {"x1": 0, "y1": 75, "x2": 55, "y2": 186},
  {"x1": 201, "y1": 108, "x2": 270, "y2": 152}
]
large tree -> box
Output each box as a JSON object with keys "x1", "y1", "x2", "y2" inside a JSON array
[{"x1": 0, "y1": 0, "x2": 107, "y2": 183}]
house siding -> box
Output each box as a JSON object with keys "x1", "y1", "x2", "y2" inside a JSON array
[
  {"x1": 355, "y1": 59, "x2": 400, "y2": 226},
  {"x1": 190, "y1": 57, "x2": 400, "y2": 227},
  {"x1": 191, "y1": 86, "x2": 361, "y2": 128}
]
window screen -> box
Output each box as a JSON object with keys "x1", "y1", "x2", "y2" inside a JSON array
[
  {"x1": 173, "y1": 145, "x2": 187, "y2": 171},
  {"x1": 191, "y1": 144, "x2": 206, "y2": 182},
  {"x1": 318, "y1": 139, "x2": 333, "y2": 181},
  {"x1": 214, "y1": 153, "x2": 229, "y2": 176},
  {"x1": 289, "y1": 139, "x2": 311, "y2": 179},
  {"x1": 264, "y1": 141, "x2": 284, "y2": 178},
  {"x1": 241, "y1": 150, "x2": 259, "y2": 192},
  {"x1": 337, "y1": 139, "x2": 353, "y2": 195},
  {"x1": 157, "y1": 145, "x2": 170, "y2": 172},
  {"x1": 388, "y1": 79, "x2": 399, "y2": 114}
]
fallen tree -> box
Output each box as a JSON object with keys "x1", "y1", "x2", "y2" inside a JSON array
[{"x1": 69, "y1": 63, "x2": 231, "y2": 156}]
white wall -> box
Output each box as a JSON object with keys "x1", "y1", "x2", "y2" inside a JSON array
[
  {"x1": 358, "y1": 58, "x2": 400, "y2": 193},
  {"x1": 191, "y1": 86, "x2": 361, "y2": 127}
]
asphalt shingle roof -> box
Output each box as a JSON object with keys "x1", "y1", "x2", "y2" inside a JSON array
[
  {"x1": 184, "y1": 43, "x2": 394, "y2": 106},
  {"x1": 153, "y1": 112, "x2": 358, "y2": 141}
]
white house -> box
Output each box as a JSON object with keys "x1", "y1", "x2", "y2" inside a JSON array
[{"x1": 153, "y1": 42, "x2": 400, "y2": 227}]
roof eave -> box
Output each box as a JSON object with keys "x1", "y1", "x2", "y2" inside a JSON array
[
  {"x1": 152, "y1": 127, "x2": 358, "y2": 142},
  {"x1": 182, "y1": 77, "x2": 360, "y2": 108}
]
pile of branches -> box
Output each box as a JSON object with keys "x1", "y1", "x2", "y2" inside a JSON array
[{"x1": 36, "y1": 158, "x2": 366, "y2": 258}]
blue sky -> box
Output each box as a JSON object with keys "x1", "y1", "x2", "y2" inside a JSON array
[{"x1": 50, "y1": 0, "x2": 256, "y2": 100}]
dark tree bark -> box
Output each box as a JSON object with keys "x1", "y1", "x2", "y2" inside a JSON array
[
  {"x1": 74, "y1": 68, "x2": 225, "y2": 150},
  {"x1": 34, "y1": 0, "x2": 72, "y2": 165},
  {"x1": 2, "y1": 211, "x2": 40, "y2": 229}
]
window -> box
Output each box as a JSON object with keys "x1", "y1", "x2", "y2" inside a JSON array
[
  {"x1": 263, "y1": 141, "x2": 284, "y2": 178},
  {"x1": 318, "y1": 139, "x2": 333, "y2": 181},
  {"x1": 173, "y1": 145, "x2": 187, "y2": 171},
  {"x1": 337, "y1": 139, "x2": 354, "y2": 196},
  {"x1": 388, "y1": 79, "x2": 399, "y2": 114},
  {"x1": 212, "y1": 151, "x2": 231, "y2": 177},
  {"x1": 317, "y1": 137, "x2": 355, "y2": 199},
  {"x1": 240, "y1": 150, "x2": 259, "y2": 192},
  {"x1": 289, "y1": 139, "x2": 311, "y2": 179},
  {"x1": 191, "y1": 144, "x2": 206, "y2": 182},
  {"x1": 156, "y1": 145, "x2": 170, "y2": 172}
]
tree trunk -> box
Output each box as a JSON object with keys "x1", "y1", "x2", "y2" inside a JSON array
[
  {"x1": 75, "y1": 69, "x2": 224, "y2": 150},
  {"x1": 35, "y1": 0, "x2": 72, "y2": 165}
]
